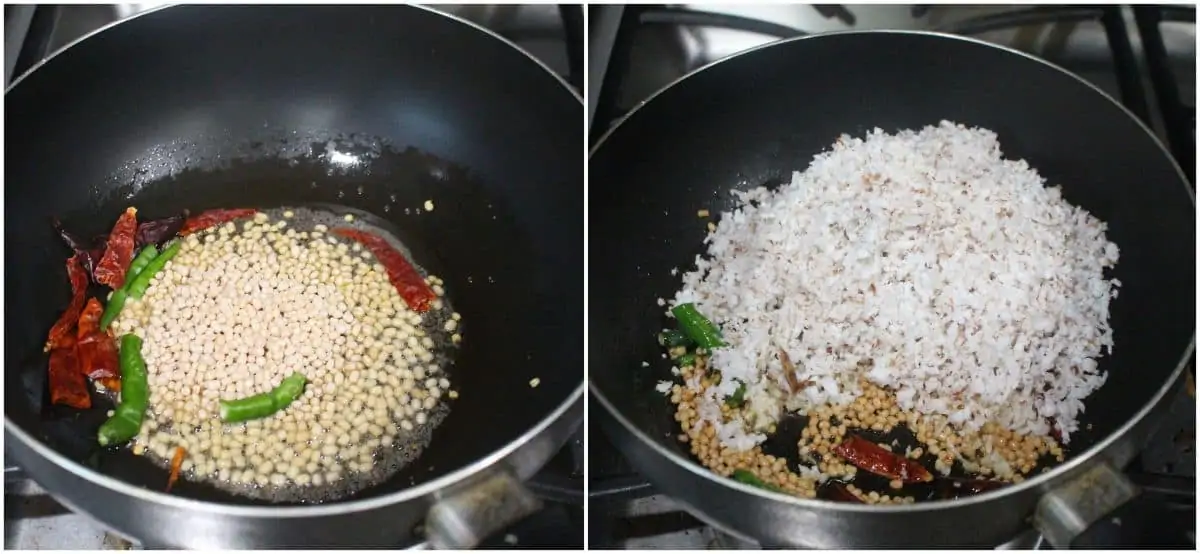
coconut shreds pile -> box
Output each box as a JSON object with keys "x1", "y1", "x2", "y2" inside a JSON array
[{"x1": 668, "y1": 121, "x2": 1120, "y2": 453}]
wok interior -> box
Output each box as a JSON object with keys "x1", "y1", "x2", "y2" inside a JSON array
[
  {"x1": 589, "y1": 33, "x2": 1195, "y2": 486},
  {"x1": 5, "y1": 5, "x2": 582, "y2": 505}
]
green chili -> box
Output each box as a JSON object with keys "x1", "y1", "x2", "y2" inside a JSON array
[
  {"x1": 126, "y1": 240, "x2": 181, "y2": 299},
  {"x1": 725, "y1": 380, "x2": 747, "y2": 408},
  {"x1": 219, "y1": 393, "x2": 274, "y2": 422},
  {"x1": 99, "y1": 288, "x2": 128, "y2": 332},
  {"x1": 731, "y1": 469, "x2": 783, "y2": 492},
  {"x1": 127, "y1": 245, "x2": 159, "y2": 283},
  {"x1": 675, "y1": 353, "x2": 697, "y2": 368},
  {"x1": 270, "y1": 372, "x2": 307, "y2": 407},
  {"x1": 219, "y1": 372, "x2": 308, "y2": 423},
  {"x1": 98, "y1": 246, "x2": 158, "y2": 331},
  {"x1": 671, "y1": 303, "x2": 725, "y2": 350},
  {"x1": 658, "y1": 329, "x2": 692, "y2": 348},
  {"x1": 97, "y1": 334, "x2": 148, "y2": 447}
]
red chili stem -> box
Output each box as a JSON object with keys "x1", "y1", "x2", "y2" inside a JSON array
[
  {"x1": 166, "y1": 447, "x2": 187, "y2": 492},
  {"x1": 97, "y1": 377, "x2": 122, "y2": 392}
]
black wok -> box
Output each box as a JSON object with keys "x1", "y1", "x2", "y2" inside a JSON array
[
  {"x1": 6, "y1": 4, "x2": 582, "y2": 548},
  {"x1": 589, "y1": 31, "x2": 1194, "y2": 547}
]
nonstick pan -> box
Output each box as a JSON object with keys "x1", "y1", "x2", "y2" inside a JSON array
[
  {"x1": 6, "y1": 5, "x2": 582, "y2": 548},
  {"x1": 589, "y1": 31, "x2": 1194, "y2": 548}
]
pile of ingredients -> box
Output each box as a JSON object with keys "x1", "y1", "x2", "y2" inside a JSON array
[
  {"x1": 45, "y1": 206, "x2": 460, "y2": 501},
  {"x1": 656, "y1": 122, "x2": 1119, "y2": 504}
]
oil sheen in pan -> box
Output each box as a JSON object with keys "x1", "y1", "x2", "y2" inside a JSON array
[{"x1": 140, "y1": 206, "x2": 459, "y2": 503}]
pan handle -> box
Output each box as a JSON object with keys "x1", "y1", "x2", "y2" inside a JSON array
[
  {"x1": 421, "y1": 467, "x2": 543, "y2": 549},
  {"x1": 1033, "y1": 460, "x2": 1193, "y2": 548},
  {"x1": 4, "y1": 463, "x2": 26, "y2": 484}
]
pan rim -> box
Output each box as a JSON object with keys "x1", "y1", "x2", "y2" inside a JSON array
[
  {"x1": 7, "y1": 386, "x2": 585, "y2": 515},
  {"x1": 5, "y1": 3, "x2": 585, "y2": 516},
  {"x1": 4, "y1": 3, "x2": 583, "y2": 104},
  {"x1": 587, "y1": 28, "x2": 1196, "y2": 513}
]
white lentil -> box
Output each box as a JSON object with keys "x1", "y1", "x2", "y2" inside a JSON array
[{"x1": 109, "y1": 208, "x2": 458, "y2": 498}]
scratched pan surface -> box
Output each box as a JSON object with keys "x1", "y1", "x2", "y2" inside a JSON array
[
  {"x1": 5, "y1": 5, "x2": 581, "y2": 506},
  {"x1": 589, "y1": 32, "x2": 1194, "y2": 504}
]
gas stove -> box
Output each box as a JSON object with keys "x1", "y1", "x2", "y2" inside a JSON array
[
  {"x1": 587, "y1": 4, "x2": 1195, "y2": 548},
  {"x1": 5, "y1": 429, "x2": 583, "y2": 549},
  {"x1": 3, "y1": 4, "x2": 583, "y2": 549},
  {"x1": 589, "y1": 4, "x2": 1194, "y2": 181}
]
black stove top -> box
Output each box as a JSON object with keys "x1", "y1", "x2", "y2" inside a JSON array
[{"x1": 587, "y1": 4, "x2": 1195, "y2": 548}]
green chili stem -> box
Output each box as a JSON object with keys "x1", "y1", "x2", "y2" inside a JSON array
[
  {"x1": 97, "y1": 334, "x2": 148, "y2": 447},
  {"x1": 219, "y1": 372, "x2": 308, "y2": 423},
  {"x1": 672, "y1": 303, "x2": 725, "y2": 350},
  {"x1": 127, "y1": 240, "x2": 181, "y2": 299}
]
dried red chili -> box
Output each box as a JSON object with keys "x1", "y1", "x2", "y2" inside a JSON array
[
  {"x1": 331, "y1": 228, "x2": 438, "y2": 313},
  {"x1": 179, "y1": 208, "x2": 258, "y2": 236},
  {"x1": 1047, "y1": 419, "x2": 1063, "y2": 442},
  {"x1": 73, "y1": 297, "x2": 121, "y2": 380},
  {"x1": 937, "y1": 476, "x2": 1006, "y2": 499},
  {"x1": 94, "y1": 207, "x2": 139, "y2": 289},
  {"x1": 52, "y1": 218, "x2": 106, "y2": 280},
  {"x1": 834, "y1": 435, "x2": 934, "y2": 483},
  {"x1": 48, "y1": 338, "x2": 91, "y2": 409},
  {"x1": 824, "y1": 482, "x2": 865, "y2": 503},
  {"x1": 136, "y1": 212, "x2": 188, "y2": 248},
  {"x1": 44, "y1": 255, "x2": 90, "y2": 352},
  {"x1": 77, "y1": 298, "x2": 103, "y2": 338},
  {"x1": 78, "y1": 331, "x2": 121, "y2": 381}
]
